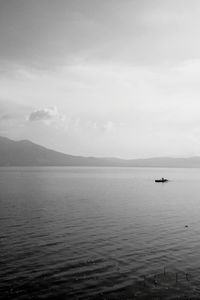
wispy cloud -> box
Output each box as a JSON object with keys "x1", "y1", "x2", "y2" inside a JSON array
[{"x1": 28, "y1": 106, "x2": 65, "y2": 124}]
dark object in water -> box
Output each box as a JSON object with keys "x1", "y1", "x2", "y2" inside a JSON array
[
  {"x1": 186, "y1": 272, "x2": 189, "y2": 281},
  {"x1": 155, "y1": 177, "x2": 168, "y2": 183}
]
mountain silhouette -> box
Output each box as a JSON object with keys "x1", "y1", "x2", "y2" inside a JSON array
[{"x1": 1, "y1": 136, "x2": 200, "y2": 167}]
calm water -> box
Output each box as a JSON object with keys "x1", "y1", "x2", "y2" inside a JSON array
[{"x1": 1, "y1": 167, "x2": 200, "y2": 299}]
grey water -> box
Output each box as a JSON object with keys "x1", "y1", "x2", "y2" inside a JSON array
[{"x1": 1, "y1": 167, "x2": 200, "y2": 299}]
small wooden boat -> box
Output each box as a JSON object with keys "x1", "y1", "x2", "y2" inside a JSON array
[{"x1": 155, "y1": 178, "x2": 168, "y2": 183}]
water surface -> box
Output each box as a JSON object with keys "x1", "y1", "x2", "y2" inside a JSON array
[{"x1": 1, "y1": 167, "x2": 200, "y2": 299}]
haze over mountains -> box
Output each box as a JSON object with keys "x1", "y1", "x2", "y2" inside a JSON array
[{"x1": 1, "y1": 136, "x2": 200, "y2": 167}]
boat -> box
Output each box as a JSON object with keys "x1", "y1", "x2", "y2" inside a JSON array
[{"x1": 155, "y1": 178, "x2": 168, "y2": 183}]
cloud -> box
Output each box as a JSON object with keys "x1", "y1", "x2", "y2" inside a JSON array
[
  {"x1": 28, "y1": 106, "x2": 65, "y2": 124},
  {"x1": 64, "y1": 117, "x2": 120, "y2": 135},
  {"x1": 2, "y1": 0, "x2": 200, "y2": 70}
]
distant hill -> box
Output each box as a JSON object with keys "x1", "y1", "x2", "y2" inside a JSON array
[
  {"x1": 0, "y1": 136, "x2": 110, "y2": 166},
  {"x1": 1, "y1": 136, "x2": 200, "y2": 167}
]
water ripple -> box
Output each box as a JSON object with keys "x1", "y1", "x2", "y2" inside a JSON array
[{"x1": 1, "y1": 167, "x2": 200, "y2": 299}]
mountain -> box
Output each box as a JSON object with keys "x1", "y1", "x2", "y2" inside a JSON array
[
  {"x1": 1, "y1": 136, "x2": 200, "y2": 167},
  {"x1": 0, "y1": 136, "x2": 111, "y2": 166}
]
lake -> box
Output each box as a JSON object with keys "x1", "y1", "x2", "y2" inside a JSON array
[{"x1": 1, "y1": 167, "x2": 200, "y2": 299}]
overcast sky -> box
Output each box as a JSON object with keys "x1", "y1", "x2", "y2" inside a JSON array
[{"x1": 1, "y1": 0, "x2": 200, "y2": 158}]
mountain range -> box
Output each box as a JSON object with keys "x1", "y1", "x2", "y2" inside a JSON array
[{"x1": 1, "y1": 136, "x2": 200, "y2": 167}]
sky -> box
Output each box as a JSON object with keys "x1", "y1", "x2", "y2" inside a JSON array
[{"x1": 1, "y1": 0, "x2": 200, "y2": 158}]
